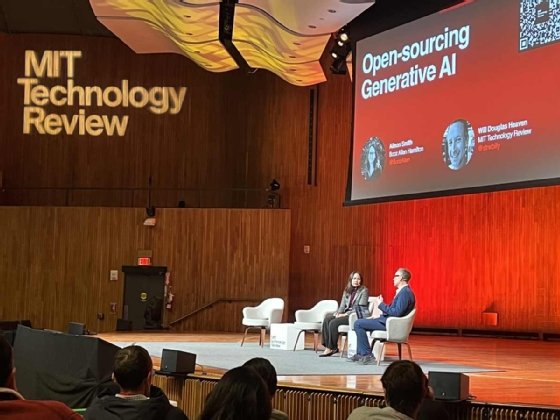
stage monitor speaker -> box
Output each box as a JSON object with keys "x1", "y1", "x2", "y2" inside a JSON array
[
  {"x1": 68, "y1": 321, "x2": 86, "y2": 335},
  {"x1": 428, "y1": 371, "x2": 469, "y2": 401},
  {"x1": 159, "y1": 348, "x2": 196, "y2": 375},
  {"x1": 116, "y1": 318, "x2": 133, "y2": 331}
]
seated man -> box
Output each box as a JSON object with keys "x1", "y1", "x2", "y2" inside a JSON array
[
  {"x1": 350, "y1": 268, "x2": 415, "y2": 364},
  {"x1": 348, "y1": 360, "x2": 427, "y2": 419},
  {"x1": 0, "y1": 335, "x2": 81, "y2": 419},
  {"x1": 85, "y1": 345, "x2": 188, "y2": 420}
]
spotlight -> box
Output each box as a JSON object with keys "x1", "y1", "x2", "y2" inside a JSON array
[
  {"x1": 330, "y1": 58, "x2": 347, "y2": 75},
  {"x1": 329, "y1": 29, "x2": 352, "y2": 76},
  {"x1": 143, "y1": 176, "x2": 156, "y2": 226},
  {"x1": 144, "y1": 206, "x2": 156, "y2": 226},
  {"x1": 266, "y1": 179, "x2": 281, "y2": 208},
  {"x1": 269, "y1": 179, "x2": 280, "y2": 191}
]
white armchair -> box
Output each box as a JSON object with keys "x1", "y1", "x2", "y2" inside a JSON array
[
  {"x1": 241, "y1": 298, "x2": 285, "y2": 347},
  {"x1": 370, "y1": 308, "x2": 416, "y2": 365},
  {"x1": 293, "y1": 299, "x2": 338, "y2": 351}
]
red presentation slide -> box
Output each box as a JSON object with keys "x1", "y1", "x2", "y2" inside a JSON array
[{"x1": 349, "y1": 0, "x2": 560, "y2": 203}]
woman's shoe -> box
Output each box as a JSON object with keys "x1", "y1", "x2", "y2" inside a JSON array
[{"x1": 319, "y1": 349, "x2": 339, "y2": 357}]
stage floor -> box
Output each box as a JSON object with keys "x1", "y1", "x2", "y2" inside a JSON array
[{"x1": 98, "y1": 331, "x2": 560, "y2": 409}]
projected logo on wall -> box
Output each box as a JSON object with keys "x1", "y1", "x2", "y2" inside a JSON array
[{"x1": 17, "y1": 50, "x2": 187, "y2": 137}]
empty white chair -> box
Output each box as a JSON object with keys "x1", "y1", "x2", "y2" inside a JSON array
[
  {"x1": 370, "y1": 308, "x2": 416, "y2": 365},
  {"x1": 241, "y1": 298, "x2": 284, "y2": 347},
  {"x1": 293, "y1": 299, "x2": 338, "y2": 351}
]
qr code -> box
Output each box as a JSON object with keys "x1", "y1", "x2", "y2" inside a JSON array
[{"x1": 519, "y1": 0, "x2": 560, "y2": 51}]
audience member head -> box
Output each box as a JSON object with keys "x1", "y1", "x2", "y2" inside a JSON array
[
  {"x1": 345, "y1": 271, "x2": 363, "y2": 293},
  {"x1": 112, "y1": 345, "x2": 153, "y2": 396},
  {"x1": 243, "y1": 357, "x2": 278, "y2": 397},
  {"x1": 0, "y1": 335, "x2": 15, "y2": 389},
  {"x1": 199, "y1": 365, "x2": 272, "y2": 420},
  {"x1": 381, "y1": 360, "x2": 427, "y2": 418}
]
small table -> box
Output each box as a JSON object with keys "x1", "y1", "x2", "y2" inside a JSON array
[
  {"x1": 270, "y1": 323, "x2": 305, "y2": 350},
  {"x1": 347, "y1": 330, "x2": 357, "y2": 358},
  {"x1": 347, "y1": 330, "x2": 375, "y2": 358}
]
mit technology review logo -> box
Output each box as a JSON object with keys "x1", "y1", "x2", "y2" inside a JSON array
[{"x1": 519, "y1": 0, "x2": 560, "y2": 51}]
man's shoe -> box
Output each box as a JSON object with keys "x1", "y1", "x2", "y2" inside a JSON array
[
  {"x1": 347, "y1": 354, "x2": 363, "y2": 362},
  {"x1": 360, "y1": 355, "x2": 376, "y2": 365}
]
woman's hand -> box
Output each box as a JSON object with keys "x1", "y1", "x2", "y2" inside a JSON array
[{"x1": 335, "y1": 312, "x2": 347, "y2": 318}]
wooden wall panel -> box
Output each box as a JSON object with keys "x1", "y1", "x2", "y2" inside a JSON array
[
  {"x1": 286, "y1": 68, "x2": 560, "y2": 333},
  {"x1": 0, "y1": 34, "x2": 232, "y2": 197},
  {"x1": 1, "y1": 33, "x2": 559, "y2": 334},
  {"x1": 0, "y1": 207, "x2": 289, "y2": 333}
]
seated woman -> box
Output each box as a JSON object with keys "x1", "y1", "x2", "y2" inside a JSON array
[{"x1": 319, "y1": 271, "x2": 369, "y2": 357}]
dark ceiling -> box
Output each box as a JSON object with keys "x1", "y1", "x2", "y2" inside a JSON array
[{"x1": 0, "y1": 0, "x2": 113, "y2": 36}]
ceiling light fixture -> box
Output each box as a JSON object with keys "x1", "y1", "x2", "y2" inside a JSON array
[
  {"x1": 143, "y1": 176, "x2": 157, "y2": 227},
  {"x1": 329, "y1": 28, "x2": 352, "y2": 76}
]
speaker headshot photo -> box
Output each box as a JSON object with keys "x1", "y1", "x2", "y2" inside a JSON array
[
  {"x1": 360, "y1": 136, "x2": 386, "y2": 180},
  {"x1": 442, "y1": 119, "x2": 475, "y2": 170}
]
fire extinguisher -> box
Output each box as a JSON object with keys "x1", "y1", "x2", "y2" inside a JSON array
[{"x1": 165, "y1": 272, "x2": 174, "y2": 310}]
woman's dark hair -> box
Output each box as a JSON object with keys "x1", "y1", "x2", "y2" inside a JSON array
[
  {"x1": 199, "y1": 366, "x2": 272, "y2": 420},
  {"x1": 344, "y1": 271, "x2": 363, "y2": 294},
  {"x1": 243, "y1": 357, "x2": 277, "y2": 396}
]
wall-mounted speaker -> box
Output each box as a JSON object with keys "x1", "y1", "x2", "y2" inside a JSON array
[
  {"x1": 428, "y1": 372, "x2": 469, "y2": 401},
  {"x1": 159, "y1": 349, "x2": 196, "y2": 375}
]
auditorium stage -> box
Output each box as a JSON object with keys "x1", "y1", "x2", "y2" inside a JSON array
[{"x1": 98, "y1": 331, "x2": 560, "y2": 410}]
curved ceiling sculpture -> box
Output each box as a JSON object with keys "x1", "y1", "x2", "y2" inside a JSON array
[{"x1": 89, "y1": 0, "x2": 375, "y2": 86}]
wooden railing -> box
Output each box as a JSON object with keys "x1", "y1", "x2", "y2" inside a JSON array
[
  {"x1": 169, "y1": 298, "x2": 262, "y2": 327},
  {"x1": 152, "y1": 375, "x2": 560, "y2": 420}
]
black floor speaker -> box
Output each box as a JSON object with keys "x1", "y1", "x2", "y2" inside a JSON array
[
  {"x1": 116, "y1": 318, "x2": 133, "y2": 331},
  {"x1": 159, "y1": 348, "x2": 196, "y2": 375},
  {"x1": 68, "y1": 321, "x2": 86, "y2": 335},
  {"x1": 428, "y1": 372, "x2": 469, "y2": 401}
]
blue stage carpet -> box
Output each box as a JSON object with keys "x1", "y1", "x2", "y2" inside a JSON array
[{"x1": 111, "y1": 341, "x2": 497, "y2": 376}]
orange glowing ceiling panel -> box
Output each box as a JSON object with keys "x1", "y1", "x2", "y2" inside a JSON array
[
  {"x1": 89, "y1": 0, "x2": 375, "y2": 86},
  {"x1": 232, "y1": 5, "x2": 329, "y2": 85},
  {"x1": 236, "y1": 44, "x2": 325, "y2": 86},
  {"x1": 91, "y1": 0, "x2": 237, "y2": 72},
  {"x1": 239, "y1": 0, "x2": 373, "y2": 34}
]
